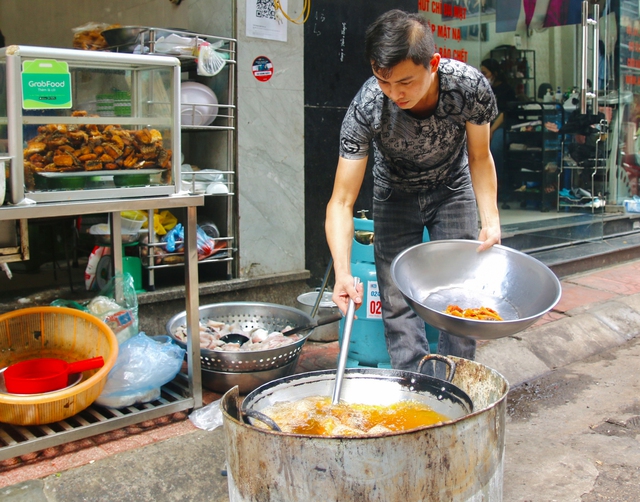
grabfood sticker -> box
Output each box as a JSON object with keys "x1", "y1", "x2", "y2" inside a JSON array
[
  {"x1": 252, "y1": 56, "x2": 273, "y2": 82},
  {"x1": 22, "y1": 59, "x2": 72, "y2": 109}
]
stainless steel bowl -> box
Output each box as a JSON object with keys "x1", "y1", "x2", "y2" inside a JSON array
[
  {"x1": 202, "y1": 358, "x2": 298, "y2": 394},
  {"x1": 166, "y1": 302, "x2": 314, "y2": 372},
  {"x1": 390, "y1": 240, "x2": 562, "y2": 340}
]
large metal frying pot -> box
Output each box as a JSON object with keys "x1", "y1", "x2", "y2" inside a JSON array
[
  {"x1": 391, "y1": 240, "x2": 562, "y2": 340},
  {"x1": 221, "y1": 357, "x2": 509, "y2": 501},
  {"x1": 241, "y1": 357, "x2": 473, "y2": 432}
]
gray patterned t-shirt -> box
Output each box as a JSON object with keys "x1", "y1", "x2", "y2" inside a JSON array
[{"x1": 339, "y1": 58, "x2": 497, "y2": 192}]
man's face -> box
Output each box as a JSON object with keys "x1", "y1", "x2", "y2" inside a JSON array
[{"x1": 372, "y1": 55, "x2": 440, "y2": 112}]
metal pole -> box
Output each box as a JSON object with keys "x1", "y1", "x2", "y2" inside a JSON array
[
  {"x1": 332, "y1": 277, "x2": 360, "y2": 405},
  {"x1": 581, "y1": 1, "x2": 589, "y2": 114},
  {"x1": 184, "y1": 205, "x2": 203, "y2": 408},
  {"x1": 591, "y1": 3, "x2": 600, "y2": 113}
]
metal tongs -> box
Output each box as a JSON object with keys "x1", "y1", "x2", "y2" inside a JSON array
[{"x1": 331, "y1": 277, "x2": 360, "y2": 405}]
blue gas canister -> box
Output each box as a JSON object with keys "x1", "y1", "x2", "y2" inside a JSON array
[
  {"x1": 338, "y1": 212, "x2": 438, "y2": 368},
  {"x1": 338, "y1": 212, "x2": 390, "y2": 368}
]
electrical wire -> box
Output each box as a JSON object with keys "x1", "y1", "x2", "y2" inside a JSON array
[{"x1": 274, "y1": 0, "x2": 311, "y2": 25}]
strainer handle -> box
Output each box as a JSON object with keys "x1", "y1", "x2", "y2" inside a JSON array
[
  {"x1": 311, "y1": 257, "x2": 333, "y2": 318},
  {"x1": 417, "y1": 354, "x2": 457, "y2": 382},
  {"x1": 242, "y1": 409, "x2": 282, "y2": 432}
]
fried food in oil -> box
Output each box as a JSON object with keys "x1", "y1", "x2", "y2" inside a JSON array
[{"x1": 445, "y1": 304, "x2": 503, "y2": 321}]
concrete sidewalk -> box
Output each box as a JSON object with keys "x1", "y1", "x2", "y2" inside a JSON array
[{"x1": 2, "y1": 260, "x2": 640, "y2": 501}]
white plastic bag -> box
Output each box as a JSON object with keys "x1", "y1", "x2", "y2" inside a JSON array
[
  {"x1": 189, "y1": 399, "x2": 223, "y2": 431},
  {"x1": 197, "y1": 41, "x2": 226, "y2": 77},
  {"x1": 96, "y1": 333, "x2": 186, "y2": 408}
]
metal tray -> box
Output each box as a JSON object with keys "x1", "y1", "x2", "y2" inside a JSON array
[{"x1": 36, "y1": 169, "x2": 163, "y2": 178}]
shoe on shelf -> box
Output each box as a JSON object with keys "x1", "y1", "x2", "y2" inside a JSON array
[
  {"x1": 563, "y1": 155, "x2": 578, "y2": 167},
  {"x1": 574, "y1": 187, "x2": 592, "y2": 198}
]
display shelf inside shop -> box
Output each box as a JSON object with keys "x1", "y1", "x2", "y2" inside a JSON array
[
  {"x1": 503, "y1": 102, "x2": 563, "y2": 211},
  {"x1": 0, "y1": 196, "x2": 203, "y2": 460},
  {"x1": 557, "y1": 126, "x2": 609, "y2": 213},
  {"x1": 557, "y1": 161, "x2": 608, "y2": 211}
]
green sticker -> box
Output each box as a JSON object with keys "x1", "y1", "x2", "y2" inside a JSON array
[{"x1": 21, "y1": 59, "x2": 72, "y2": 109}]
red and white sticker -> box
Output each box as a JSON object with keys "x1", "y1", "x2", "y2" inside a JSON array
[
  {"x1": 252, "y1": 56, "x2": 274, "y2": 82},
  {"x1": 366, "y1": 281, "x2": 382, "y2": 319}
]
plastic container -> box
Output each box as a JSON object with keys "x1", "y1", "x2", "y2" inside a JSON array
[
  {"x1": 120, "y1": 212, "x2": 148, "y2": 233},
  {"x1": 0, "y1": 307, "x2": 118, "y2": 425},
  {"x1": 89, "y1": 223, "x2": 139, "y2": 245}
]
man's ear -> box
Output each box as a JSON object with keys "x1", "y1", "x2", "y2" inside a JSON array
[{"x1": 430, "y1": 53, "x2": 441, "y2": 72}]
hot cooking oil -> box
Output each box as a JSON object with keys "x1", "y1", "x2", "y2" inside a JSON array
[{"x1": 257, "y1": 396, "x2": 451, "y2": 436}]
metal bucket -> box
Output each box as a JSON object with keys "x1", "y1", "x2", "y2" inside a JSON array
[
  {"x1": 221, "y1": 357, "x2": 509, "y2": 502},
  {"x1": 296, "y1": 291, "x2": 340, "y2": 342}
]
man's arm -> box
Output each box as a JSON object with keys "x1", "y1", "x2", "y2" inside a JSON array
[
  {"x1": 325, "y1": 156, "x2": 368, "y2": 314},
  {"x1": 466, "y1": 121, "x2": 501, "y2": 251}
]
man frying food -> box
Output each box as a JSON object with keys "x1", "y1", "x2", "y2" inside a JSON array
[{"x1": 325, "y1": 10, "x2": 501, "y2": 371}]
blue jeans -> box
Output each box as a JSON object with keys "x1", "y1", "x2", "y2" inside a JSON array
[{"x1": 372, "y1": 175, "x2": 478, "y2": 372}]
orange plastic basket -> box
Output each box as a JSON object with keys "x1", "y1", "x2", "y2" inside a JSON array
[{"x1": 0, "y1": 306, "x2": 119, "y2": 425}]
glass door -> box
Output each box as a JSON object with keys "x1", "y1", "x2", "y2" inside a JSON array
[
  {"x1": 614, "y1": 1, "x2": 640, "y2": 206},
  {"x1": 419, "y1": 1, "x2": 608, "y2": 252}
]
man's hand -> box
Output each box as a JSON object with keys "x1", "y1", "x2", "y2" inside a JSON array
[
  {"x1": 331, "y1": 274, "x2": 363, "y2": 316},
  {"x1": 477, "y1": 224, "x2": 501, "y2": 252}
]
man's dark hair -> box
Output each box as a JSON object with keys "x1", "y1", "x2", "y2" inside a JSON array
[
  {"x1": 365, "y1": 10, "x2": 436, "y2": 78},
  {"x1": 481, "y1": 58, "x2": 508, "y2": 83}
]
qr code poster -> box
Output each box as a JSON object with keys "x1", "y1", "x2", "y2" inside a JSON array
[{"x1": 246, "y1": 0, "x2": 288, "y2": 42}]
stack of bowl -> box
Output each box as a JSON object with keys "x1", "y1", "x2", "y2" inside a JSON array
[{"x1": 166, "y1": 302, "x2": 315, "y2": 394}]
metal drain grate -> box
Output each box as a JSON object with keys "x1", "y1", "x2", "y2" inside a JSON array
[{"x1": 0, "y1": 378, "x2": 194, "y2": 461}]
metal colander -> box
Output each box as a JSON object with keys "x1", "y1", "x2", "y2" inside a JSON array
[{"x1": 165, "y1": 302, "x2": 314, "y2": 372}]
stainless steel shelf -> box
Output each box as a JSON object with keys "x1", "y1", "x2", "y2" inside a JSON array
[
  {"x1": 0, "y1": 378, "x2": 192, "y2": 461},
  {"x1": 0, "y1": 195, "x2": 204, "y2": 461}
]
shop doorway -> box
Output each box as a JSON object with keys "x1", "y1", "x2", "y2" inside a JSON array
[{"x1": 420, "y1": 0, "x2": 640, "y2": 254}]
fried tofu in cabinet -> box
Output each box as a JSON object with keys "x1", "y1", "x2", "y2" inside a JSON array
[{"x1": 1, "y1": 45, "x2": 181, "y2": 203}]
